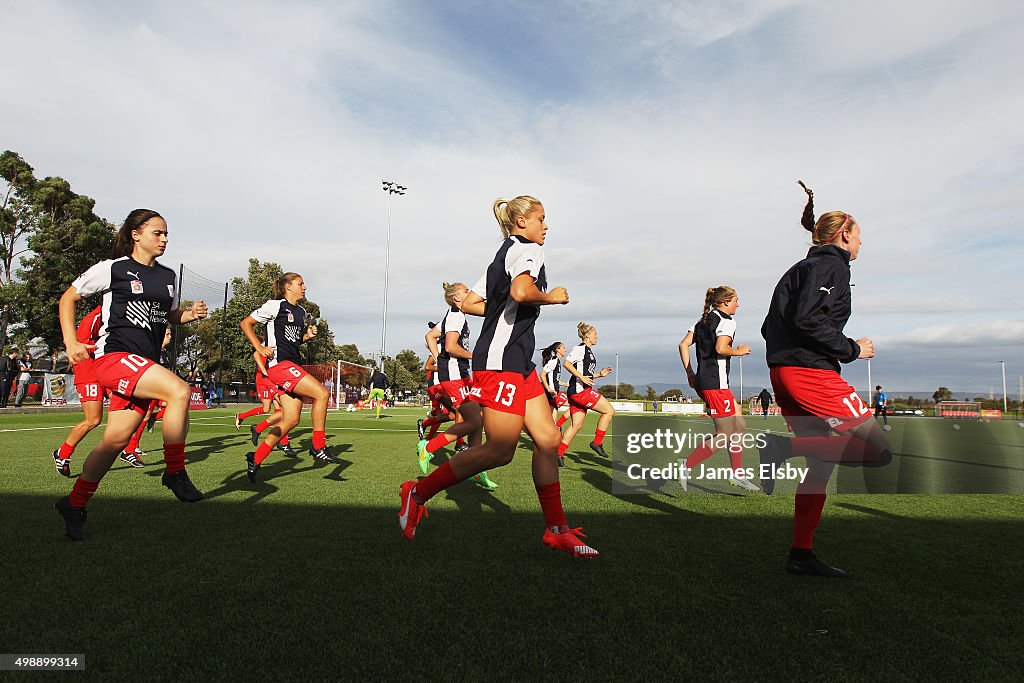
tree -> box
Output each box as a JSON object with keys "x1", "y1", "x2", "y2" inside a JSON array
[
  {"x1": 660, "y1": 388, "x2": 683, "y2": 401},
  {"x1": 338, "y1": 344, "x2": 368, "y2": 366},
  {"x1": 17, "y1": 176, "x2": 114, "y2": 356},
  {"x1": 645, "y1": 385, "x2": 657, "y2": 400},
  {"x1": 395, "y1": 349, "x2": 424, "y2": 389},
  {"x1": 933, "y1": 387, "x2": 953, "y2": 403},
  {"x1": 598, "y1": 383, "x2": 634, "y2": 399},
  {"x1": 0, "y1": 150, "x2": 37, "y2": 349},
  {"x1": 383, "y1": 354, "x2": 419, "y2": 396}
]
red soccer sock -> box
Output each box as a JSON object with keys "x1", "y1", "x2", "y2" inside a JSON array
[
  {"x1": 556, "y1": 414, "x2": 569, "y2": 428},
  {"x1": 280, "y1": 433, "x2": 290, "y2": 446},
  {"x1": 728, "y1": 444, "x2": 744, "y2": 470},
  {"x1": 423, "y1": 415, "x2": 445, "y2": 427},
  {"x1": 69, "y1": 478, "x2": 99, "y2": 509},
  {"x1": 163, "y1": 442, "x2": 186, "y2": 474},
  {"x1": 685, "y1": 444, "x2": 714, "y2": 469},
  {"x1": 792, "y1": 491, "x2": 827, "y2": 549},
  {"x1": 790, "y1": 436, "x2": 881, "y2": 464},
  {"x1": 126, "y1": 420, "x2": 146, "y2": 452},
  {"x1": 594, "y1": 429, "x2": 607, "y2": 446},
  {"x1": 557, "y1": 442, "x2": 568, "y2": 457},
  {"x1": 413, "y1": 461, "x2": 462, "y2": 504},
  {"x1": 58, "y1": 442, "x2": 75, "y2": 459},
  {"x1": 427, "y1": 434, "x2": 451, "y2": 454},
  {"x1": 237, "y1": 405, "x2": 266, "y2": 421},
  {"x1": 156, "y1": 406, "x2": 166, "y2": 420},
  {"x1": 536, "y1": 482, "x2": 568, "y2": 530},
  {"x1": 456, "y1": 437, "x2": 465, "y2": 448},
  {"x1": 254, "y1": 420, "x2": 271, "y2": 433},
  {"x1": 313, "y1": 430, "x2": 326, "y2": 450},
  {"x1": 254, "y1": 441, "x2": 273, "y2": 465},
  {"x1": 427, "y1": 424, "x2": 440, "y2": 439}
]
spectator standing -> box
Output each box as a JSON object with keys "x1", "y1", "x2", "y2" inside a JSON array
[
  {"x1": 0, "y1": 349, "x2": 16, "y2": 407},
  {"x1": 14, "y1": 351, "x2": 33, "y2": 407}
]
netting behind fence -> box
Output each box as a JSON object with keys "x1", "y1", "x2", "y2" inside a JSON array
[{"x1": 301, "y1": 360, "x2": 371, "y2": 408}]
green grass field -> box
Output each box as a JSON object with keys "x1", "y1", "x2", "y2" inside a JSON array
[{"x1": 1, "y1": 408, "x2": 1022, "y2": 679}]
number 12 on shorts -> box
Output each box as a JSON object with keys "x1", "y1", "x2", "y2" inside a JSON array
[
  {"x1": 495, "y1": 381, "x2": 516, "y2": 407},
  {"x1": 843, "y1": 391, "x2": 869, "y2": 417}
]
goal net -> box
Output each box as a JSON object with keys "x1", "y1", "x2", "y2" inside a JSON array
[
  {"x1": 935, "y1": 401, "x2": 981, "y2": 419},
  {"x1": 301, "y1": 360, "x2": 371, "y2": 409}
]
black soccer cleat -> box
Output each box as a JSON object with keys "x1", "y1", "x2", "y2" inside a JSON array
[
  {"x1": 785, "y1": 552, "x2": 848, "y2": 578},
  {"x1": 589, "y1": 441, "x2": 608, "y2": 458},
  {"x1": 146, "y1": 412, "x2": 158, "y2": 433},
  {"x1": 757, "y1": 433, "x2": 792, "y2": 495},
  {"x1": 416, "y1": 419, "x2": 425, "y2": 440},
  {"x1": 250, "y1": 424, "x2": 261, "y2": 447},
  {"x1": 246, "y1": 452, "x2": 260, "y2": 483},
  {"x1": 52, "y1": 450, "x2": 71, "y2": 478},
  {"x1": 162, "y1": 469, "x2": 204, "y2": 502},
  {"x1": 309, "y1": 445, "x2": 340, "y2": 464},
  {"x1": 55, "y1": 496, "x2": 87, "y2": 542},
  {"x1": 558, "y1": 456, "x2": 566, "y2": 468},
  {"x1": 277, "y1": 442, "x2": 299, "y2": 457}
]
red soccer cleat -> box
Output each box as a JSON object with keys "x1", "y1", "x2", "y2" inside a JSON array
[
  {"x1": 542, "y1": 527, "x2": 599, "y2": 558},
  {"x1": 398, "y1": 480, "x2": 428, "y2": 540}
]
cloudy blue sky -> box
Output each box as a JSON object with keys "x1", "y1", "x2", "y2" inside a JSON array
[{"x1": 3, "y1": 1, "x2": 1022, "y2": 398}]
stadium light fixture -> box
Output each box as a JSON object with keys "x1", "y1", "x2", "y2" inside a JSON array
[{"x1": 380, "y1": 179, "x2": 407, "y2": 358}]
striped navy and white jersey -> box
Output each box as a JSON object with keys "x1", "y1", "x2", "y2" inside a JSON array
[
  {"x1": 541, "y1": 356, "x2": 562, "y2": 395},
  {"x1": 71, "y1": 257, "x2": 180, "y2": 361},
  {"x1": 436, "y1": 305, "x2": 471, "y2": 382},
  {"x1": 565, "y1": 343, "x2": 596, "y2": 396},
  {"x1": 691, "y1": 309, "x2": 737, "y2": 392},
  {"x1": 471, "y1": 235, "x2": 547, "y2": 375},
  {"x1": 249, "y1": 299, "x2": 307, "y2": 366}
]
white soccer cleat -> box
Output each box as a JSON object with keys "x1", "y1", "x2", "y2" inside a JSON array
[
  {"x1": 727, "y1": 475, "x2": 760, "y2": 492},
  {"x1": 882, "y1": 424, "x2": 892, "y2": 431}
]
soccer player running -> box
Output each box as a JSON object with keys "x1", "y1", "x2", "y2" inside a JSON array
[
  {"x1": 241, "y1": 272, "x2": 336, "y2": 483},
  {"x1": 677, "y1": 286, "x2": 760, "y2": 492},
  {"x1": 758, "y1": 388, "x2": 772, "y2": 420},
  {"x1": 417, "y1": 282, "x2": 496, "y2": 489},
  {"x1": 120, "y1": 328, "x2": 174, "y2": 468},
  {"x1": 758, "y1": 181, "x2": 893, "y2": 577},
  {"x1": 235, "y1": 344, "x2": 298, "y2": 457},
  {"x1": 51, "y1": 305, "x2": 106, "y2": 478},
  {"x1": 557, "y1": 323, "x2": 615, "y2": 465},
  {"x1": 55, "y1": 209, "x2": 208, "y2": 542},
  {"x1": 398, "y1": 195, "x2": 598, "y2": 557},
  {"x1": 366, "y1": 362, "x2": 388, "y2": 419},
  {"x1": 540, "y1": 341, "x2": 570, "y2": 437},
  {"x1": 418, "y1": 336, "x2": 454, "y2": 441}
]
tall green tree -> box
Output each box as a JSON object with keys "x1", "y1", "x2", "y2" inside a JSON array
[
  {"x1": 0, "y1": 150, "x2": 37, "y2": 349},
  {"x1": 395, "y1": 349, "x2": 424, "y2": 389},
  {"x1": 933, "y1": 387, "x2": 953, "y2": 403},
  {"x1": 17, "y1": 176, "x2": 114, "y2": 356}
]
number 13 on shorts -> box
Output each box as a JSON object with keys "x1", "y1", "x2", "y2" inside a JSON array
[{"x1": 495, "y1": 381, "x2": 517, "y2": 407}]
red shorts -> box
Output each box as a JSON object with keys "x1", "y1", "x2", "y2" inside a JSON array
[
  {"x1": 73, "y1": 358, "x2": 103, "y2": 403},
  {"x1": 568, "y1": 388, "x2": 603, "y2": 416},
  {"x1": 267, "y1": 361, "x2": 310, "y2": 394},
  {"x1": 427, "y1": 384, "x2": 446, "y2": 410},
  {"x1": 93, "y1": 352, "x2": 157, "y2": 414},
  {"x1": 547, "y1": 390, "x2": 568, "y2": 409},
  {"x1": 255, "y1": 374, "x2": 279, "y2": 401},
  {"x1": 439, "y1": 378, "x2": 472, "y2": 408},
  {"x1": 699, "y1": 388, "x2": 737, "y2": 418},
  {"x1": 468, "y1": 370, "x2": 545, "y2": 416},
  {"x1": 770, "y1": 366, "x2": 872, "y2": 433}
]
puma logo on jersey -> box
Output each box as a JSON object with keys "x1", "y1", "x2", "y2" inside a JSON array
[
  {"x1": 819, "y1": 286, "x2": 835, "y2": 294},
  {"x1": 127, "y1": 271, "x2": 141, "y2": 280}
]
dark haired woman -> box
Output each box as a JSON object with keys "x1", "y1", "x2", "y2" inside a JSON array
[
  {"x1": 758, "y1": 181, "x2": 893, "y2": 577},
  {"x1": 677, "y1": 286, "x2": 759, "y2": 492},
  {"x1": 540, "y1": 341, "x2": 570, "y2": 434},
  {"x1": 240, "y1": 272, "x2": 335, "y2": 482},
  {"x1": 397, "y1": 196, "x2": 598, "y2": 557},
  {"x1": 56, "y1": 209, "x2": 208, "y2": 541}
]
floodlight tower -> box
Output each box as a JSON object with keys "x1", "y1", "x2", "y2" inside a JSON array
[{"x1": 380, "y1": 180, "x2": 406, "y2": 360}]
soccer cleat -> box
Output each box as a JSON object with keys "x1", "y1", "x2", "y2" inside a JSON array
[
  {"x1": 757, "y1": 433, "x2": 792, "y2": 495},
  {"x1": 678, "y1": 458, "x2": 687, "y2": 492},
  {"x1": 55, "y1": 496, "x2": 87, "y2": 542},
  {"x1": 416, "y1": 419, "x2": 425, "y2": 440},
  {"x1": 277, "y1": 442, "x2": 299, "y2": 457},
  {"x1": 162, "y1": 469, "x2": 204, "y2": 502},
  {"x1": 250, "y1": 425, "x2": 260, "y2": 447},
  {"x1": 52, "y1": 450, "x2": 71, "y2": 478},
  {"x1": 119, "y1": 450, "x2": 146, "y2": 468},
  {"x1": 785, "y1": 552, "x2": 848, "y2": 578},
  {"x1": 234, "y1": 413, "x2": 243, "y2": 430},
  {"x1": 416, "y1": 439, "x2": 430, "y2": 475},
  {"x1": 471, "y1": 471, "x2": 498, "y2": 490},
  {"x1": 589, "y1": 441, "x2": 609, "y2": 458},
  {"x1": 245, "y1": 452, "x2": 260, "y2": 483},
  {"x1": 558, "y1": 455, "x2": 566, "y2": 468},
  {"x1": 542, "y1": 527, "x2": 599, "y2": 558},
  {"x1": 398, "y1": 480, "x2": 428, "y2": 540},
  {"x1": 727, "y1": 475, "x2": 760, "y2": 492},
  {"x1": 309, "y1": 445, "x2": 340, "y2": 464}
]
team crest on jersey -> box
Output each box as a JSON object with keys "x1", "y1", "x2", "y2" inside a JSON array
[
  {"x1": 287, "y1": 312, "x2": 295, "y2": 323},
  {"x1": 131, "y1": 280, "x2": 144, "y2": 294}
]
